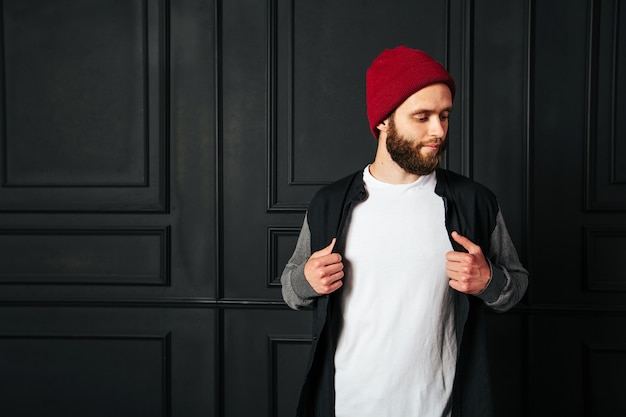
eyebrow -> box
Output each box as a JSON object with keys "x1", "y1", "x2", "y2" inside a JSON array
[{"x1": 410, "y1": 106, "x2": 453, "y2": 115}]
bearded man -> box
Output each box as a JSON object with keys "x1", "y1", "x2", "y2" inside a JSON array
[{"x1": 280, "y1": 46, "x2": 528, "y2": 417}]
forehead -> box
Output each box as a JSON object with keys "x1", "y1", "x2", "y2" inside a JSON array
[{"x1": 396, "y1": 83, "x2": 453, "y2": 114}]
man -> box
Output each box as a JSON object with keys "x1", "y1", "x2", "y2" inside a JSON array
[{"x1": 281, "y1": 46, "x2": 528, "y2": 417}]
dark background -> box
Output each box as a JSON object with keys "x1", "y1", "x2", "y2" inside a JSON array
[{"x1": 0, "y1": 0, "x2": 624, "y2": 416}]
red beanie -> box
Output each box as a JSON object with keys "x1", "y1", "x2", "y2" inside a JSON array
[{"x1": 366, "y1": 46, "x2": 456, "y2": 138}]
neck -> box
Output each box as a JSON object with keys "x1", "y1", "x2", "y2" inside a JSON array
[
  {"x1": 369, "y1": 161, "x2": 421, "y2": 184},
  {"x1": 369, "y1": 137, "x2": 421, "y2": 184}
]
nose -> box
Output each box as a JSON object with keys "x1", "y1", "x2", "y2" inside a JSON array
[{"x1": 429, "y1": 118, "x2": 445, "y2": 138}]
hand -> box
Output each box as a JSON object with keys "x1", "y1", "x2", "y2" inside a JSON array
[
  {"x1": 304, "y1": 238, "x2": 344, "y2": 295},
  {"x1": 446, "y1": 231, "x2": 491, "y2": 295}
]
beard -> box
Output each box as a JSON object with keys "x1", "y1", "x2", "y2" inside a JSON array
[{"x1": 385, "y1": 117, "x2": 448, "y2": 176}]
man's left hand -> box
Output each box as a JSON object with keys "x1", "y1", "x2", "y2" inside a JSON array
[{"x1": 446, "y1": 231, "x2": 491, "y2": 295}]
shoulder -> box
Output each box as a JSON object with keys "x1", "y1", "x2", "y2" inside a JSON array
[
  {"x1": 306, "y1": 169, "x2": 365, "y2": 252},
  {"x1": 435, "y1": 168, "x2": 497, "y2": 203},
  {"x1": 309, "y1": 170, "x2": 364, "y2": 209},
  {"x1": 436, "y1": 169, "x2": 501, "y2": 249}
]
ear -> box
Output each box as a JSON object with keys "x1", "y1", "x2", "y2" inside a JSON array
[{"x1": 377, "y1": 118, "x2": 390, "y2": 134}]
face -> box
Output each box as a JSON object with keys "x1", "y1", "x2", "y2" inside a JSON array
[{"x1": 379, "y1": 83, "x2": 453, "y2": 176}]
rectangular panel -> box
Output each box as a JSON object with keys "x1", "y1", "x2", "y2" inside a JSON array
[
  {"x1": 529, "y1": 313, "x2": 626, "y2": 417},
  {"x1": 223, "y1": 308, "x2": 311, "y2": 417},
  {"x1": 584, "y1": 345, "x2": 626, "y2": 415},
  {"x1": 270, "y1": 337, "x2": 311, "y2": 417},
  {"x1": 585, "y1": 228, "x2": 626, "y2": 291},
  {"x1": 472, "y1": 0, "x2": 529, "y2": 250},
  {"x1": 614, "y1": 0, "x2": 626, "y2": 183},
  {"x1": 265, "y1": 0, "x2": 449, "y2": 210},
  {"x1": 586, "y1": 0, "x2": 626, "y2": 210},
  {"x1": 0, "y1": 228, "x2": 169, "y2": 285},
  {"x1": 0, "y1": 0, "x2": 168, "y2": 212},
  {"x1": 2, "y1": 0, "x2": 146, "y2": 187},
  {"x1": 221, "y1": 0, "x2": 457, "y2": 302},
  {"x1": 267, "y1": 226, "x2": 300, "y2": 287},
  {"x1": 0, "y1": 306, "x2": 216, "y2": 417},
  {"x1": 0, "y1": 335, "x2": 169, "y2": 417},
  {"x1": 484, "y1": 312, "x2": 527, "y2": 417}
]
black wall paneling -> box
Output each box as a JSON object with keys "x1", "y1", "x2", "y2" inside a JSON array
[
  {"x1": 0, "y1": 227, "x2": 170, "y2": 285},
  {"x1": 531, "y1": 0, "x2": 626, "y2": 415},
  {"x1": 1, "y1": 0, "x2": 625, "y2": 416},
  {"x1": 0, "y1": 306, "x2": 216, "y2": 416},
  {"x1": 0, "y1": 0, "x2": 168, "y2": 212},
  {"x1": 585, "y1": 0, "x2": 626, "y2": 211},
  {"x1": 0, "y1": 0, "x2": 217, "y2": 415}
]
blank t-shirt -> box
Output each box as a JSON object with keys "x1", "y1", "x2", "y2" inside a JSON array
[{"x1": 334, "y1": 166, "x2": 457, "y2": 417}]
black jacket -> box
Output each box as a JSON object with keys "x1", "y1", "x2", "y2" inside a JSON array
[{"x1": 282, "y1": 168, "x2": 529, "y2": 417}]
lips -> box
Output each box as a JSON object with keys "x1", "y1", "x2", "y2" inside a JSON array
[{"x1": 421, "y1": 143, "x2": 440, "y2": 152}]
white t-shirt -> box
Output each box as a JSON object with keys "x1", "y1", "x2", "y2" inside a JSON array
[{"x1": 334, "y1": 166, "x2": 457, "y2": 417}]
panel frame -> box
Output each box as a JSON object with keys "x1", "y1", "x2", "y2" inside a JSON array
[
  {"x1": 0, "y1": 0, "x2": 171, "y2": 213},
  {"x1": 585, "y1": 0, "x2": 626, "y2": 211}
]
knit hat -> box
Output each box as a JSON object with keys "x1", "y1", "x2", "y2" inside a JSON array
[{"x1": 366, "y1": 46, "x2": 456, "y2": 137}]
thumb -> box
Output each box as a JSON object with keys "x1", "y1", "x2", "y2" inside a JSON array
[
  {"x1": 451, "y1": 231, "x2": 478, "y2": 253},
  {"x1": 313, "y1": 238, "x2": 336, "y2": 257}
]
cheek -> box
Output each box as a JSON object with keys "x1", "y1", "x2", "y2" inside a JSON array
[{"x1": 404, "y1": 123, "x2": 429, "y2": 140}]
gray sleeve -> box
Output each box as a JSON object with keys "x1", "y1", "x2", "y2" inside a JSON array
[
  {"x1": 280, "y1": 214, "x2": 320, "y2": 310},
  {"x1": 476, "y1": 208, "x2": 529, "y2": 312}
]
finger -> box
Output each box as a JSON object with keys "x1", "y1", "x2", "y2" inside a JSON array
[
  {"x1": 448, "y1": 278, "x2": 471, "y2": 294},
  {"x1": 451, "y1": 231, "x2": 480, "y2": 254},
  {"x1": 445, "y1": 261, "x2": 463, "y2": 275},
  {"x1": 321, "y1": 270, "x2": 344, "y2": 286},
  {"x1": 445, "y1": 250, "x2": 470, "y2": 262},
  {"x1": 321, "y1": 261, "x2": 344, "y2": 277},
  {"x1": 317, "y1": 276, "x2": 343, "y2": 295},
  {"x1": 315, "y1": 266, "x2": 344, "y2": 294}
]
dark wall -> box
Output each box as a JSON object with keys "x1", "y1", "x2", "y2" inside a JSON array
[
  {"x1": 531, "y1": 0, "x2": 626, "y2": 415},
  {"x1": 0, "y1": 0, "x2": 624, "y2": 416}
]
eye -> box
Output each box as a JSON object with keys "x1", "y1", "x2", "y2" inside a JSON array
[
  {"x1": 414, "y1": 114, "x2": 429, "y2": 122},
  {"x1": 440, "y1": 113, "x2": 450, "y2": 121}
]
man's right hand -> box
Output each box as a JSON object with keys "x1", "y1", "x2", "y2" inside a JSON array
[{"x1": 304, "y1": 238, "x2": 344, "y2": 295}]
